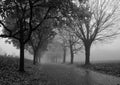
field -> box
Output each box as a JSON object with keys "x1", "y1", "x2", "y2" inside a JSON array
[
  {"x1": 0, "y1": 55, "x2": 48, "y2": 85},
  {"x1": 76, "y1": 62, "x2": 120, "y2": 77}
]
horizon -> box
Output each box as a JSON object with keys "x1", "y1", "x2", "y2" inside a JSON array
[{"x1": 1, "y1": 35, "x2": 120, "y2": 63}]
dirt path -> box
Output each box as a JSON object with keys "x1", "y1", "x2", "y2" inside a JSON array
[{"x1": 40, "y1": 63, "x2": 120, "y2": 85}]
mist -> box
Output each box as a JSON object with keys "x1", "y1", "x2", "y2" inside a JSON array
[
  {"x1": 1, "y1": 35, "x2": 120, "y2": 63},
  {"x1": 41, "y1": 35, "x2": 120, "y2": 63}
]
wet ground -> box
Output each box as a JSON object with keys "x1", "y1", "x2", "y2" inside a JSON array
[{"x1": 39, "y1": 63, "x2": 120, "y2": 85}]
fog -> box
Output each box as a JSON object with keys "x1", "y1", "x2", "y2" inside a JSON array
[
  {"x1": 0, "y1": 0, "x2": 120, "y2": 63},
  {"x1": 1, "y1": 35, "x2": 120, "y2": 63},
  {"x1": 76, "y1": 36, "x2": 120, "y2": 63}
]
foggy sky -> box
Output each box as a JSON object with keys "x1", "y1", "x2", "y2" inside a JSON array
[{"x1": 1, "y1": 35, "x2": 120, "y2": 62}]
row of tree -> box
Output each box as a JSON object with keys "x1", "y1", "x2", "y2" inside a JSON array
[
  {"x1": 0, "y1": 0, "x2": 69, "y2": 72},
  {"x1": 0, "y1": 0, "x2": 120, "y2": 72},
  {"x1": 57, "y1": 0, "x2": 120, "y2": 64}
]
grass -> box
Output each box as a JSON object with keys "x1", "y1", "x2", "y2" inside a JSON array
[
  {"x1": 0, "y1": 55, "x2": 48, "y2": 85},
  {"x1": 76, "y1": 62, "x2": 120, "y2": 77}
]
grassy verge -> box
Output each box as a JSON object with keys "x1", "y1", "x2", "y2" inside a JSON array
[
  {"x1": 0, "y1": 55, "x2": 48, "y2": 85},
  {"x1": 76, "y1": 62, "x2": 120, "y2": 77}
]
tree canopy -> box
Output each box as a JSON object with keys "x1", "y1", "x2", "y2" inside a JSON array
[{"x1": 0, "y1": 0, "x2": 77, "y2": 71}]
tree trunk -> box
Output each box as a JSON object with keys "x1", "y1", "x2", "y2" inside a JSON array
[
  {"x1": 37, "y1": 50, "x2": 42, "y2": 64},
  {"x1": 33, "y1": 52, "x2": 37, "y2": 65},
  {"x1": 19, "y1": 23, "x2": 25, "y2": 72},
  {"x1": 70, "y1": 54, "x2": 74, "y2": 64},
  {"x1": 84, "y1": 43, "x2": 91, "y2": 65},
  {"x1": 63, "y1": 47, "x2": 66, "y2": 63},
  {"x1": 19, "y1": 40, "x2": 25, "y2": 72},
  {"x1": 30, "y1": 40, "x2": 37, "y2": 65},
  {"x1": 34, "y1": 50, "x2": 39, "y2": 64},
  {"x1": 33, "y1": 55, "x2": 36, "y2": 65},
  {"x1": 70, "y1": 41, "x2": 74, "y2": 64},
  {"x1": 33, "y1": 46, "x2": 41, "y2": 65},
  {"x1": 36, "y1": 43, "x2": 43, "y2": 64}
]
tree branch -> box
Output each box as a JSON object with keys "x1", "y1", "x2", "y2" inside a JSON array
[
  {"x1": 0, "y1": 21, "x2": 12, "y2": 34},
  {"x1": 32, "y1": 7, "x2": 51, "y2": 31},
  {"x1": 0, "y1": 34, "x2": 19, "y2": 40}
]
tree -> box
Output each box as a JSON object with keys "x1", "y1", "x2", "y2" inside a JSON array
[
  {"x1": 66, "y1": 0, "x2": 120, "y2": 65},
  {"x1": 61, "y1": 39, "x2": 67, "y2": 63},
  {"x1": 28, "y1": 21, "x2": 56, "y2": 64},
  {"x1": 47, "y1": 40, "x2": 63, "y2": 63},
  {"x1": 0, "y1": 0, "x2": 62, "y2": 72},
  {"x1": 0, "y1": 0, "x2": 77, "y2": 71},
  {"x1": 58, "y1": 27, "x2": 83, "y2": 64}
]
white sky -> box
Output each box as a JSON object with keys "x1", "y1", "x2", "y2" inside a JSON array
[
  {"x1": 77, "y1": 36, "x2": 120, "y2": 62},
  {"x1": 0, "y1": 38, "x2": 19, "y2": 56}
]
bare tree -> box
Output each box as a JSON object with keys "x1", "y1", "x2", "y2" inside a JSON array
[
  {"x1": 27, "y1": 20, "x2": 56, "y2": 65},
  {"x1": 67, "y1": 0, "x2": 120, "y2": 65},
  {"x1": 58, "y1": 27, "x2": 83, "y2": 64}
]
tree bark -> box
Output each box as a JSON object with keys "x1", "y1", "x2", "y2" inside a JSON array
[
  {"x1": 33, "y1": 51, "x2": 37, "y2": 65},
  {"x1": 70, "y1": 54, "x2": 74, "y2": 64},
  {"x1": 33, "y1": 55, "x2": 36, "y2": 65},
  {"x1": 36, "y1": 42, "x2": 43, "y2": 64},
  {"x1": 84, "y1": 43, "x2": 91, "y2": 65},
  {"x1": 30, "y1": 39, "x2": 37, "y2": 65},
  {"x1": 19, "y1": 40, "x2": 25, "y2": 72},
  {"x1": 37, "y1": 50, "x2": 42, "y2": 64},
  {"x1": 63, "y1": 46, "x2": 66, "y2": 63},
  {"x1": 33, "y1": 44, "x2": 41, "y2": 65},
  {"x1": 35, "y1": 49, "x2": 39, "y2": 64},
  {"x1": 70, "y1": 41, "x2": 74, "y2": 64},
  {"x1": 19, "y1": 22, "x2": 25, "y2": 72}
]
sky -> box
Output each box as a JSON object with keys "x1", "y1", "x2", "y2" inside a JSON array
[
  {"x1": 0, "y1": 38, "x2": 19, "y2": 56},
  {"x1": 78, "y1": 35, "x2": 120, "y2": 62}
]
